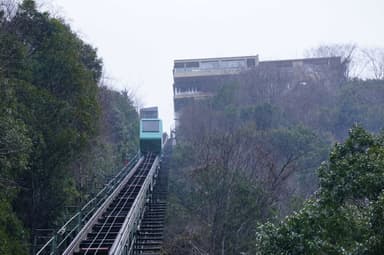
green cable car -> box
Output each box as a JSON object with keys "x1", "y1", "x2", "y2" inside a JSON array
[{"x1": 140, "y1": 118, "x2": 163, "y2": 154}]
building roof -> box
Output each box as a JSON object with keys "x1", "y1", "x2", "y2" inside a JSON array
[
  {"x1": 174, "y1": 55, "x2": 259, "y2": 63},
  {"x1": 259, "y1": 56, "x2": 342, "y2": 64}
]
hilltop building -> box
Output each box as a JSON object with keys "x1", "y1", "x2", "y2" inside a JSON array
[
  {"x1": 172, "y1": 55, "x2": 345, "y2": 128},
  {"x1": 173, "y1": 55, "x2": 259, "y2": 126}
]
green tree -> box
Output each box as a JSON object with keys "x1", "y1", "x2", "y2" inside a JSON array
[
  {"x1": 1, "y1": 0, "x2": 102, "y2": 236},
  {"x1": 255, "y1": 126, "x2": 384, "y2": 254},
  {"x1": 0, "y1": 0, "x2": 139, "y2": 252},
  {"x1": 0, "y1": 80, "x2": 31, "y2": 255}
]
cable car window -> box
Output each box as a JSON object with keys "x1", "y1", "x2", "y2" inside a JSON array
[{"x1": 142, "y1": 120, "x2": 159, "y2": 132}]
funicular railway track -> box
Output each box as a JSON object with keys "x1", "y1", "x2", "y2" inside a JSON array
[
  {"x1": 36, "y1": 108, "x2": 167, "y2": 255},
  {"x1": 133, "y1": 143, "x2": 170, "y2": 254},
  {"x1": 63, "y1": 153, "x2": 158, "y2": 255}
]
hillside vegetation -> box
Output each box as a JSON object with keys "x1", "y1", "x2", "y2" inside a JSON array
[
  {"x1": 165, "y1": 56, "x2": 384, "y2": 254},
  {"x1": 255, "y1": 126, "x2": 384, "y2": 254},
  {"x1": 0, "y1": 1, "x2": 138, "y2": 254}
]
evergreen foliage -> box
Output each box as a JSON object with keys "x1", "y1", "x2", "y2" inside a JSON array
[
  {"x1": 0, "y1": 1, "x2": 139, "y2": 253},
  {"x1": 255, "y1": 126, "x2": 384, "y2": 254}
]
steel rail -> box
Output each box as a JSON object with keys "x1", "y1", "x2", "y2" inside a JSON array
[
  {"x1": 62, "y1": 156, "x2": 144, "y2": 255},
  {"x1": 36, "y1": 154, "x2": 140, "y2": 255},
  {"x1": 81, "y1": 154, "x2": 155, "y2": 254},
  {"x1": 108, "y1": 154, "x2": 160, "y2": 254}
]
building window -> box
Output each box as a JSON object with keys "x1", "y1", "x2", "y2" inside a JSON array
[
  {"x1": 247, "y1": 58, "x2": 256, "y2": 67},
  {"x1": 174, "y1": 62, "x2": 184, "y2": 68},
  {"x1": 221, "y1": 60, "x2": 246, "y2": 68},
  {"x1": 200, "y1": 61, "x2": 220, "y2": 69},
  {"x1": 186, "y1": 62, "x2": 199, "y2": 68}
]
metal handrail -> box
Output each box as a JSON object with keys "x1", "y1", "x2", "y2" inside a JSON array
[
  {"x1": 35, "y1": 153, "x2": 140, "y2": 255},
  {"x1": 61, "y1": 156, "x2": 145, "y2": 255},
  {"x1": 109, "y1": 155, "x2": 160, "y2": 254},
  {"x1": 190, "y1": 241, "x2": 209, "y2": 255},
  {"x1": 82, "y1": 155, "x2": 155, "y2": 254}
]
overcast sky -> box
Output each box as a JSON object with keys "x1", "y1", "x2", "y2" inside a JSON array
[{"x1": 49, "y1": 0, "x2": 384, "y2": 131}]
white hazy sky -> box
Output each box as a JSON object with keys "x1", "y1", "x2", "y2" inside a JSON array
[{"x1": 47, "y1": 0, "x2": 384, "y2": 131}]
